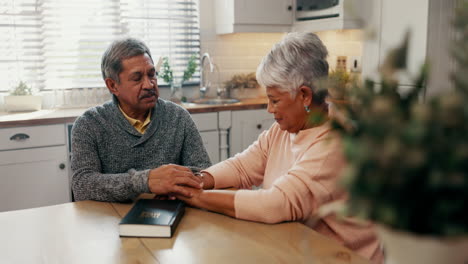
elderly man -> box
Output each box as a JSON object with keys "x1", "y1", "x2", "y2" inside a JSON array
[{"x1": 71, "y1": 38, "x2": 211, "y2": 202}]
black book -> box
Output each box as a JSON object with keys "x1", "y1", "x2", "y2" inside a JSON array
[{"x1": 119, "y1": 199, "x2": 185, "y2": 238}]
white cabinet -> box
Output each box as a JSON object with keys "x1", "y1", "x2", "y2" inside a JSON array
[
  {"x1": 215, "y1": 0, "x2": 293, "y2": 34},
  {"x1": 362, "y1": 0, "x2": 429, "y2": 87},
  {"x1": 230, "y1": 109, "x2": 274, "y2": 157},
  {"x1": 0, "y1": 125, "x2": 70, "y2": 212},
  {"x1": 191, "y1": 113, "x2": 220, "y2": 164},
  {"x1": 198, "y1": 131, "x2": 220, "y2": 164}
]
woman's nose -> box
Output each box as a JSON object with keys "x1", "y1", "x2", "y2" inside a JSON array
[{"x1": 267, "y1": 101, "x2": 275, "y2": 113}]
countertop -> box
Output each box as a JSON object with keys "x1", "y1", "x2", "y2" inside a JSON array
[{"x1": 0, "y1": 98, "x2": 268, "y2": 128}]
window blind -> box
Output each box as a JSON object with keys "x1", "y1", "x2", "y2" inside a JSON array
[
  {"x1": 0, "y1": 0, "x2": 200, "y2": 92},
  {"x1": 0, "y1": 0, "x2": 43, "y2": 92}
]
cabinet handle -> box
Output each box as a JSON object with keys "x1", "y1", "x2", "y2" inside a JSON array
[
  {"x1": 9, "y1": 133, "x2": 30, "y2": 141},
  {"x1": 287, "y1": 5, "x2": 292, "y2": 11},
  {"x1": 59, "y1": 163, "x2": 66, "y2": 170},
  {"x1": 256, "y1": 124, "x2": 262, "y2": 129}
]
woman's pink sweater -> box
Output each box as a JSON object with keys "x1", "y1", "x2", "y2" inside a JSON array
[{"x1": 205, "y1": 121, "x2": 383, "y2": 263}]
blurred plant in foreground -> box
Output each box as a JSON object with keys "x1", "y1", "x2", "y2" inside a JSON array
[{"x1": 327, "y1": 3, "x2": 468, "y2": 237}]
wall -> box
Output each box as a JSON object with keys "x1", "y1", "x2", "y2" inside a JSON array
[
  {"x1": 198, "y1": 0, "x2": 283, "y2": 97},
  {"x1": 425, "y1": 0, "x2": 458, "y2": 96},
  {"x1": 315, "y1": 29, "x2": 364, "y2": 72},
  {"x1": 199, "y1": 0, "x2": 363, "y2": 97}
]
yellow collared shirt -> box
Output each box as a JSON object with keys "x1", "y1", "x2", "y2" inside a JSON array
[{"x1": 118, "y1": 105, "x2": 152, "y2": 134}]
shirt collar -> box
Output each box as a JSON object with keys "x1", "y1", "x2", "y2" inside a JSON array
[{"x1": 118, "y1": 104, "x2": 152, "y2": 133}]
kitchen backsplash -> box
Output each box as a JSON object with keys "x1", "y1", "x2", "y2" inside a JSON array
[{"x1": 200, "y1": 29, "x2": 364, "y2": 95}]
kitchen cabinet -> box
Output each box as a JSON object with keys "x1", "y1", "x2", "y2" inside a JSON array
[
  {"x1": 362, "y1": 0, "x2": 429, "y2": 87},
  {"x1": 230, "y1": 109, "x2": 274, "y2": 157},
  {"x1": 0, "y1": 124, "x2": 70, "y2": 212},
  {"x1": 215, "y1": 0, "x2": 293, "y2": 34},
  {"x1": 191, "y1": 113, "x2": 220, "y2": 164}
]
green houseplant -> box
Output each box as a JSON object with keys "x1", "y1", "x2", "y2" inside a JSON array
[
  {"x1": 327, "y1": 3, "x2": 468, "y2": 264},
  {"x1": 160, "y1": 54, "x2": 197, "y2": 102},
  {"x1": 4, "y1": 81, "x2": 42, "y2": 112}
]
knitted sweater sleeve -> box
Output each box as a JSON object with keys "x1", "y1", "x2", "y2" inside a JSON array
[{"x1": 70, "y1": 115, "x2": 150, "y2": 202}]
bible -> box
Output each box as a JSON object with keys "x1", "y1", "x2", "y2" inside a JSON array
[{"x1": 119, "y1": 199, "x2": 185, "y2": 238}]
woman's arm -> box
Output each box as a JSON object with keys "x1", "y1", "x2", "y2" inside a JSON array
[
  {"x1": 176, "y1": 189, "x2": 236, "y2": 217},
  {"x1": 179, "y1": 134, "x2": 346, "y2": 224},
  {"x1": 202, "y1": 128, "x2": 273, "y2": 190}
]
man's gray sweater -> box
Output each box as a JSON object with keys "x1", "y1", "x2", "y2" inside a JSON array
[{"x1": 71, "y1": 97, "x2": 212, "y2": 202}]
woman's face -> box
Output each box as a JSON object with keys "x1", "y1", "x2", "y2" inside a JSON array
[{"x1": 266, "y1": 86, "x2": 310, "y2": 133}]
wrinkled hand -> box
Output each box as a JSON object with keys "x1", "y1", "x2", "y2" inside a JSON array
[
  {"x1": 148, "y1": 164, "x2": 203, "y2": 198},
  {"x1": 174, "y1": 187, "x2": 203, "y2": 206}
]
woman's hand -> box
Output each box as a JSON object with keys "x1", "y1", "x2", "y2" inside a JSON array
[
  {"x1": 175, "y1": 187, "x2": 203, "y2": 207},
  {"x1": 174, "y1": 189, "x2": 236, "y2": 217}
]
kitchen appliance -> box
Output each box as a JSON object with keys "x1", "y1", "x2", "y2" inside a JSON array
[
  {"x1": 295, "y1": 0, "x2": 341, "y2": 21},
  {"x1": 293, "y1": 0, "x2": 371, "y2": 32}
]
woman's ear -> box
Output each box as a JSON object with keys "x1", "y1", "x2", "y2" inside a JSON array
[
  {"x1": 299, "y1": 85, "x2": 313, "y2": 106},
  {"x1": 105, "y1": 78, "x2": 119, "y2": 96}
]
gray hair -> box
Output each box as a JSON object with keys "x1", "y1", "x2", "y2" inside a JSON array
[
  {"x1": 256, "y1": 32, "x2": 329, "y2": 104},
  {"x1": 101, "y1": 38, "x2": 153, "y2": 83}
]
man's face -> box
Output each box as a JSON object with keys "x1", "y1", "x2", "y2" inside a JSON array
[{"x1": 108, "y1": 53, "x2": 159, "y2": 114}]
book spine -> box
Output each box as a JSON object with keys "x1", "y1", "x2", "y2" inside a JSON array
[{"x1": 170, "y1": 204, "x2": 185, "y2": 237}]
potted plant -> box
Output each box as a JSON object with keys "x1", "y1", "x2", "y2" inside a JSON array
[
  {"x1": 224, "y1": 72, "x2": 263, "y2": 99},
  {"x1": 327, "y1": 5, "x2": 468, "y2": 264},
  {"x1": 160, "y1": 54, "x2": 197, "y2": 103},
  {"x1": 4, "y1": 81, "x2": 42, "y2": 112}
]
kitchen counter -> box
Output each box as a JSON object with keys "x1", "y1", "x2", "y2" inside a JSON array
[{"x1": 0, "y1": 98, "x2": 268, "y2": 128}]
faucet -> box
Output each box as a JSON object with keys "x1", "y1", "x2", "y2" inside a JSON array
[{"x1": 200, "y1": 53, "x2": 214, "y2": 99}]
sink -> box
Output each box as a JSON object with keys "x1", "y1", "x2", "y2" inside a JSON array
[{"x1": 189, "y1": 98, "x2": 240, "y2": 105}]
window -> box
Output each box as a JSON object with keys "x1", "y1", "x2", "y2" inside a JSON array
[{"x1": 0, "y1": 0, "x2": 200, "y2": 93}]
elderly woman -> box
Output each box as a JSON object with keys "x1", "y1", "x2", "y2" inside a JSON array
[{"x1": 176, "y1": 32, "x2": 383, "y2": 263}]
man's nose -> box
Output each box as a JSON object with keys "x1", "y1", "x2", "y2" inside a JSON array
[{"x1": 142, "y1": 76, "x2": 154, "y2": 89}]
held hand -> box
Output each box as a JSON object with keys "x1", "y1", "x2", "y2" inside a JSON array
[
  {"x1": 174, "y1": 188, "x2": 236, "y2": 217},
  {"x1": 148, "y1": 164, "x2": 203, "y2": 198},
  {"x1": 174, "y1": 187, "x2": 203, "y2": 207},
  {"x1": 195, "y1": 171, "x2": 215, "y2": 189}
]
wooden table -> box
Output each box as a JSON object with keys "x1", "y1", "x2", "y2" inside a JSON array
[{"x1": 0, "y1": 200, "x2": 369, "y2": 264}]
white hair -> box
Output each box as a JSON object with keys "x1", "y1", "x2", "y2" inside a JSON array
[{"x1": 256, "y1": 32, "x2": 329, "y2": 104}]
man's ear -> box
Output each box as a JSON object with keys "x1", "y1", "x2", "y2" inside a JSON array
[
  {"x1": 299, "y1": 85, "x2": 313, "y2": 107},
  {"x1": 105, "y1": 78, "x2": 119, "y2": 96}
]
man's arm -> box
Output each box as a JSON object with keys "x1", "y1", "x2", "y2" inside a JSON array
[
  {"x1": 71, "y1": 116, "x2": 138, "y2": 201},
  {"x1": 71, "y1": 116, "x2": 202, "y2": 202}
]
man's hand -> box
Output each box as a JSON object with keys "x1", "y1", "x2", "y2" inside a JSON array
[
  {"x1": 194, "y1": 171, "x2": 215, "y2": 190},
  {"x1": 148, "y1": 164, "x2": 203, "y2": 198}
]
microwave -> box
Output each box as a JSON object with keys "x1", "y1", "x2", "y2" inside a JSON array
[{"x1": 295, "y1": 0, "x2": 341, "y2": 21}]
